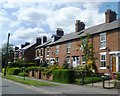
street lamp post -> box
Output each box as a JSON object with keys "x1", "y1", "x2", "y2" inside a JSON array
[
  {"x1": 92, "y1": 70, "x2": 95, "y2": 87},
  {"x1": 22, "y1": 49, "x2": 25, "y2": 80},
  {"x1": 4, "y1": 33, "x2": 10, "y2": 76}
]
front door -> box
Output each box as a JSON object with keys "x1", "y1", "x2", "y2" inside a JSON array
[{"x1": 112, "y1": 56, "x2": 116, "y2": 72}]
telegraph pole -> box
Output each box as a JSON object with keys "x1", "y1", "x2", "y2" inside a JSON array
[{"x1": 4, "y1": 33, "x2": 10, "y2": 76}]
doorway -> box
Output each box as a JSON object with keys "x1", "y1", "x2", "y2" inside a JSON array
[{"x1": 112, "y1": 55, "x2": 116, "y2": 72}]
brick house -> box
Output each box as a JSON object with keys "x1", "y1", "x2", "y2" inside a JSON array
[
  {"x1": 35, "y1": 9, "x2": 120, "y2": 73},
  {"x1": 35, "y1": 29, "x2": 64, "y2": 66},
  {"x1": 14, "y1": 38, "x2": 41, "y2": 63}
]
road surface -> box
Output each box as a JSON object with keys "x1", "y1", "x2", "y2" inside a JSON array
[{"x1": 1, "y1": 78, "x2": 119, "y2": 96}]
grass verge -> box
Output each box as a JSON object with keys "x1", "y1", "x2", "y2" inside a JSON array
[{"x1": 2, "y1": 75, "x2": 58, "y2": 86}]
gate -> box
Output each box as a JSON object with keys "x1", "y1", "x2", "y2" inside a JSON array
[{"x1": 102, "y1": 75, "x2": 116, "y2": 89}]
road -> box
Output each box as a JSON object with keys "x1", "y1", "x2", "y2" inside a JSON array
[
  {"x1": 2, "y1": 78, "x2": 59, "y2": 95},
  {"x1": 1, "y1": 78, "x2": 119, "y2": 96}
]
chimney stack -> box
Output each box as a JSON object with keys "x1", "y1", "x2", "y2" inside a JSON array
[
  {"x1": 21, "y1": 42, "x2": 30, "y2": 48},
  {"x1": 43, "y1": 36, "x2": 47, "y2": 43},
  {"x1": 15, "y1": 47, "x2": 19, "y2": 50},
  {"x1": 56, "y1": 28, "x2": 64, "y2": 36},
  {"x1": 21, "y1": 44, "x2": 25, "y2": 48},
  {"x1": 75, "y1": 20, "x2": 85, "y2": 32},
  {"x1": 25, "y1": 42, "x2": 30, "y2": 46},
  {"x1": 105, "y1": 9, "x2": 117, "y2": 23},
  {"x1": 36, "y1": 37, "x2": 41, "y2": 45}
]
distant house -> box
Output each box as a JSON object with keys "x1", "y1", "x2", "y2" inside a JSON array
[
  {"x1": 14, "y1": 38, "x2": 41, "y2": 63},
  {"x1": 35, "y1": 29, "x2": 64, "y2": 66},
  {"x1": 35, "y1": 9, "x2": 120, "y2": 73}
]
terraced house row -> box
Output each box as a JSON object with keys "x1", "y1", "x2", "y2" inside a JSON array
[{"x1": 14, "y1": 9, "x2": 120, "y2": 74}]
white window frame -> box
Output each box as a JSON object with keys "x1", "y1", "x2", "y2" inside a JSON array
[
  {"x1": 46, "y1": 47, "x2": 50, "y2": 56},
  {"x1": 56, "y1": 57, "x2": 59, "y2": 63},
  {"x1": 56, "y1": 45, "x2": 59, "y2": 54},
  {"x1": 82, "y1": 55, "x2": 86, "y2": 64},
  {"x1": 40, "y1": 48, "x2": 43, "y2": 57},
  {"x1": 100, "y1": 33, "x2": 106, "y2": 49},
  {"x1": 76, "y1": 56, "x2": 80, "y2": 65},
  {"x1": 67, "y1": 56, "x2": 70, "y2": 64},
  {"x1": 100, "y1": 52, "x2": 107, "y2": 69},
  {"x1": 66, "y1": 42, "x2": 71, "y2": 54}
]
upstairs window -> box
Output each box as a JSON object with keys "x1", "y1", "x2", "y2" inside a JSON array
[
  {"x1": 67, "y1": 56, "x2": 70, "y2": 64},
  {"x1": 56, "y1": 57, "x2": 59, "y2": 63},
  {"x1": 37, "y1": 50, "x2": 39, "y2": 57},
  {"x1": 100, "y1": 33, "x2": 106, "y2": 49},
  {"x1": 40, "y1": 49, "x2": 43, "y2": 56},
  {"x1": 66, "y1": 42, "x2": 71, "y2": 53},
  {"x1": 46, "y1": 47, "x2": 50, "y2": 56},
  {"x1": 56, "y1": 45, "x2": 59, "y2": 54},
  {"x1": 100, "y1": 52, "x2": 106, "y2": 68}
]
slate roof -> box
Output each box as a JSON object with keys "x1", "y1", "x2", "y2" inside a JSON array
[
  {"x1": 49, "y1": 19, "x2": 120, "y2": 46},
  {"x1": 36, "y1": 39, "x2": 52, "y2": 48},
  {"x1": 22, "y1": 43, "x2": 36, "y2": 50}
]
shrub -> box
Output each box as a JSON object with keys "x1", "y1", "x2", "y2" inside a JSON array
[
  {"x1": 76, "y1": 76, "x2": 102, "y2": 85},
  {"x1": 2, "y1": 68, "x2": 5, "y2": 74},
  {"x1": 53, "y1": 69, "x2": 75, "y2": 83},
  {"x1": 116, "y1": 72, "x2": 120, "y2": 80},
  {"x1": 18, "y1": 72, "x2": 28, "y2": 77},
  {"x1": 25, "y1": 66, "x2": 41, "y2": 72},
  {"x1": 8, "y1": 67, "x2": 20, "y2": 75}
]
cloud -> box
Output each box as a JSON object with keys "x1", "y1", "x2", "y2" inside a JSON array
[
  {"x1": 1, "y1": 2, "x2": 106, "y2": 46},
  {"x1": 11, "y1": 27, "x2": 48, "y2": 41},
  {"x1": 17, "y1": 7, "x2": 52, "y2": 25},
  {"x1": 46, "y1": 3, "x2": 104, "y2": 33}
]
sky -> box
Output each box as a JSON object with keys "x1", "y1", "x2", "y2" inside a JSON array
[{"x1": 0, "y1": 0, "x2": 119, "y2": 48}]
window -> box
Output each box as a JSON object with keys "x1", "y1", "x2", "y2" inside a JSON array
[
  {"x1": 67, "y1": 56, "x2": 70, "y2": 64},
  {"x1": 76, "y1": 56, "x2": 80, "y2": 65},
  {"x1": 82, "y1": 55, "x2": 86, "y2": 64},
  {"x1": 67, "y1": 42, "x2": 71, "y2": 53},
  {"x1": 100, "y1": 33, "x2": 106, "y2": 49},
  {"x1": 37, "y1": 50, "x2": 39, "y2": 57},
  {"x1": 56, "y1": 57, "x2": 59, "y2": 63},
  {"x1": 100, "y1": 52, "x2": 106, "y2": 68},
  {"x1": 56, "y1": 45, "x2": 59, "y2": 54},
  {"x1": 72, "y1": 56, "x2": 80, "y2": 67},
  {"x1": 46, "y1": 47, "x2": 49, "y2": 56},
  {"x1": 40, "y1": 49, "x2": 43, "y2": 56}
]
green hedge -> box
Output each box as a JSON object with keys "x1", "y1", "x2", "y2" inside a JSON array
[
  {"x1": 116, "y1": 72, "x2": 120, "y2": 80},
  {"x1": 8, "y1": 62, "x2": 35, "y2": 68},
  {"x1": 2, "y1": 68, "x2": 5, "y2": 74},
  {"x1": 25, "y1": 66, "x2": 41, "y2": 72},
  {"x1": 76, "y1": 76, "x2": 102, "y2": 85},
  {"x1": 18, "y1": 72, "x2": 28, "y2": 77},
  {"x1": 53, "y1": 69, "x2": 75, "y2": 83},
  {"x1": 8, "y1": 67, "x2": 20, "y2": 75}
]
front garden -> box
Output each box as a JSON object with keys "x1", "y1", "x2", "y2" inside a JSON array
[{"x1": 2, "y1": 61, "x2": 120, "y2": 87}]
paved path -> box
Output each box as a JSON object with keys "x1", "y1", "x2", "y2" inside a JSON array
[{"x1": 4, "y1": 75, "x2": 119, "y2": 95}]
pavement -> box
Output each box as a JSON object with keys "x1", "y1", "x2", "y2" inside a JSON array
[
  {"x1": 5, "y1": 75, "x2": 119, "y2": 95},
  {"x1": 13, "y1": 75, "x2": 117, "y2": 88}
]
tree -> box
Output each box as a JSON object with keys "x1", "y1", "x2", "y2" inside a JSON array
[
  {"x1": 80, "y1": 33, "x2": 97, "y2": 72},
  {"x1": 0, "y1": 43, "x2": 14, "y2": 68}
]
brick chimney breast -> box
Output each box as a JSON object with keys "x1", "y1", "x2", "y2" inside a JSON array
[
  {"x1": 56, "y1": 28, "x2": 64, "y2": 36},
  {"x1": 75, "y1": 20, "x2": 85, "y2": 32},
  {"x1": 105, "y1": 9, "x2": 117, "y2": 23}
]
